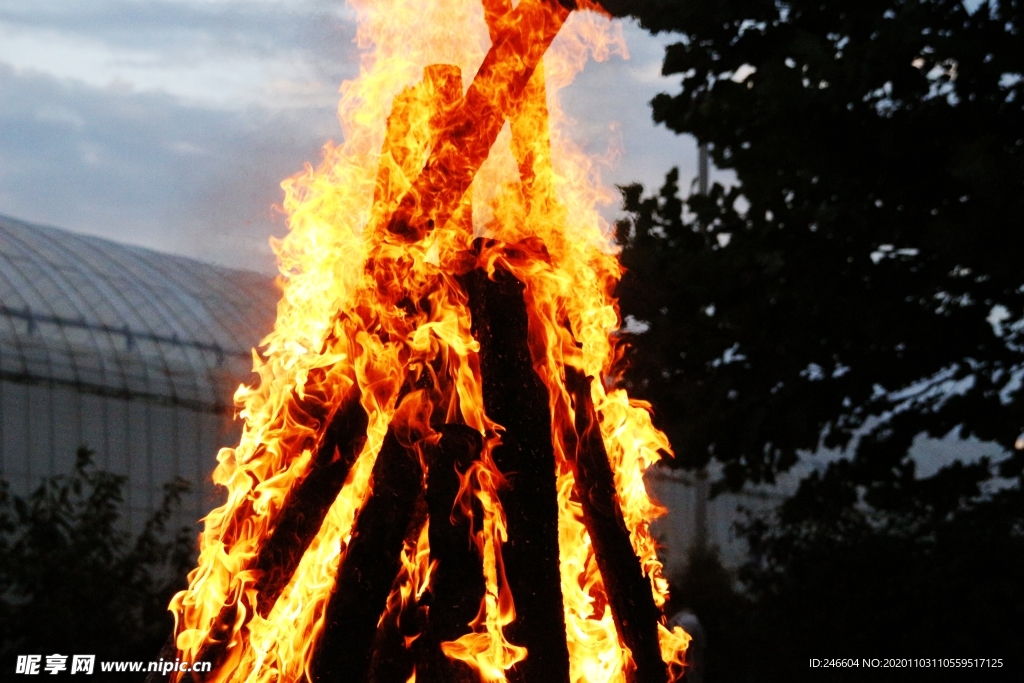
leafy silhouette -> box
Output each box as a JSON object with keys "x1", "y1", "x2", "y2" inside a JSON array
[{"x1": 0, "y1": 447, "x2": 194, "y2": 679}]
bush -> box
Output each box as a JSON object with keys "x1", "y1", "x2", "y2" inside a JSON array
[{"x1": 0, "y1": 447, "x2": 194, "y2": 678}]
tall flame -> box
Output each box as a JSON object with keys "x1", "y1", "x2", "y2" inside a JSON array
[{"x1": 168, "y1": 1, "x2": 690, "y2": 682}]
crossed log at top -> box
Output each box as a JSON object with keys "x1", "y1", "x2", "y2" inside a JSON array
[{"x1": 385, "y1": 0, "x2": 573, "y2": 241}]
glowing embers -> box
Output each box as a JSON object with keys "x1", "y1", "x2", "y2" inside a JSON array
[{"x1": 161, "y1": 1, "x2": 690, "y2": 682}]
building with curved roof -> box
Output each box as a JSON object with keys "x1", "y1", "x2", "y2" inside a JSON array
[{"x1": 0, "y1": 213, "x2": 278, "y2": 526}]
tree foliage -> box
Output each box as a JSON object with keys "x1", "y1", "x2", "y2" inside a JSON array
[
  {"x1": 602, "y1": 0, "x2": 1024, "y2": 489},
  {"x1": 0, "y1": 447, "x2": 194, "y2": 673},
  {"x1": 599, "y1": 2, "x2": 1024, "y2": 675}
]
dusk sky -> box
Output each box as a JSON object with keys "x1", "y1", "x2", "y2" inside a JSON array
[{"x1": 0, "y1": 0, "x2": 707, "y2": 273}]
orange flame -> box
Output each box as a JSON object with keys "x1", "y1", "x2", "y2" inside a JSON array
[{"x1": 168, "y1": 1, "x2": 690, "y2": 682}]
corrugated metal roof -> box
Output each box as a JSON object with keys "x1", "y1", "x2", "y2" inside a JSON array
[{"x1": 0, "y1": 214, "x2": 278, "y2": 413}]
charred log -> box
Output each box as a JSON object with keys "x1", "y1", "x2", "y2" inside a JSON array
[
  {"x1": 365, "y1": 498, "x2": 429, "y2": 683},
  {"x1": 417, "y1": 424, "x2": 486, "y2": 683},
  {"x1": 565, "y1": 368, "x2": 667, "y2": 683},
  {"x1": 147, "y1": 391, "x2": 369, "y2": 683},
  {"x1": 373, "y1": 63, "x2": 466, "y2": 230},
  {"x1": 253, "y1": 391, "x2": 370, "y2": 613},
  {"x1": 311, "y1": 427, "x2": 425, "y2": 683},
  {"x1": 459, "y1": 263, "x2": 570, "y2": 683}
]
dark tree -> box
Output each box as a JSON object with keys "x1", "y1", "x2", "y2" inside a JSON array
[
  {"x1": 597, "y1": 2, "x2": 1024, "y2": 677},
  {"x1": 0, "y1": 447, "x2": 194, "y2": 678},
  {"x1": 601, "y1": 0, "x2": 1024, "y2": 490}
]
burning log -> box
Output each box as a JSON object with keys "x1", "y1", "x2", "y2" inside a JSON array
[
  {"x1": 252, "y1": 391, "x2": 370, "y2": 613},
  {"x1": 459, "y1": 260, "x2": 571, "y2": 683},
  {"x1": 363, "y1": 498, "x2": 429, "y2": 683},
  {"x1": 373, "y1": 63, "x2": 468, "y2": 233},
  {"x1": 417, "y1": 424, "x2": 486, "y2": 683},
  {"x1": 146, "y1": 391, "x2": 369, "y2": 683},
  {"x1": 565, "y1": 368, "x2": 668, "y2": 683},
  {"x1": 386, "y1": 0, "x2": 573, "y2": 242},
  {"x1": 310, "y1": 422, "x2": 426, "y2": 683}
]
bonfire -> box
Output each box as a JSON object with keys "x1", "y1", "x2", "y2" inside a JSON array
[{"x1": 154, "y1": 1, "x2": 691, "y2": 682}]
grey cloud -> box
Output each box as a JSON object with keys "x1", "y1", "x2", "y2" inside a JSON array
[
  {"x1": 0, "y1": 63, "x2": 343, "y2": 273},
  {"x1": 0, "y1": 0, "x2": 358, "y2": 81}
]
